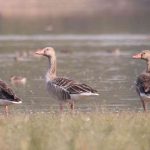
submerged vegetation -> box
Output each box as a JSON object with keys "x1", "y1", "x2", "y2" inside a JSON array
[{"x1": 0, "y1": 112, "x2": 150, "y2": 150}]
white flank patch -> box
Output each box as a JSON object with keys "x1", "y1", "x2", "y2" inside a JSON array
[
  {"x1": 71, "y1": 92, "x2": 99, "y2": 100},
  {"x1": 139, "y1": 93, "x2": 150, "y2": 102},
  {"x1": 12, "y1": 101, "x2": 22, "y2": 104},
  {"x1": 140, "y1": 93, "x2": 150, "y2": 99},
  {"x1": 0, "y1": 99, "x2": 22, "y2": 106},
  {"x1": 80, "y1": 93, "x2": 99, "y2": 96}
]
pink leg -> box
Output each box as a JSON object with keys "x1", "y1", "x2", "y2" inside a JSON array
[
  {"x1": 5, "y1": 105, "x2": 9, "y2": 116},
  {"x1": 69, "y1": 101, "x2": 74, "y2": 111},
  {"x1": 141, "y1": 99, "x2": 147, "y2": 112},
  {"x1": 59, "y1": 102, "x2": 64, "y2": 113}
]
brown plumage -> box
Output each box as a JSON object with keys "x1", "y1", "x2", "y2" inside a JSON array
[
  {"x1": 52, "y1": 77, "x2": 97, "y2": 94},
  {"x1": 133, "y1": 50, "x2": 150, "y2": 111},
  {"x1": 0, "y1": 79, "x2": 22, "y2": 115},
  {"x1": 35, "y1": 47, "x2": 99, "y2": 111}
]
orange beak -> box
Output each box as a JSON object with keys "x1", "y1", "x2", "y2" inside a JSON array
[
  {"x1": 132, "y1": 53, "x2": 142, "y2": 59},
  {"x1": 35, "y1": 49, "x2": 44, "y2": 55}
]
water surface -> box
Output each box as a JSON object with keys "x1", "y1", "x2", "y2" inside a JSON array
[{"x1": 0, "y1": 34, "x2": 148, "y2": 113}]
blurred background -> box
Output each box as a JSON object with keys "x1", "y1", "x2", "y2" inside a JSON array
[
  {"x1": 0, "y1": 0, "x2": 150, "y2": 34},
  {"x1": 0, "y1": 0, "x2": 150, "y2": 113}
]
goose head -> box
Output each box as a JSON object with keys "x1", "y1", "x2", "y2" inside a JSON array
[
  {"x1": 132, "y1": 50, "x2": 150, "y2": 61},
  {"x1": 35, "y1": 47, "x2": 55, "y2": 58}
]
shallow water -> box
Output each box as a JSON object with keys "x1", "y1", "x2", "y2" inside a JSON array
[{"x1": 0, "y1": 34, "x2": 148, "y2": 113}]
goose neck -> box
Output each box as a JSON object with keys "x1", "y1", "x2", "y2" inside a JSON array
[{"x1": 46, "y1": 56, "x2": 57, "y2": 81}]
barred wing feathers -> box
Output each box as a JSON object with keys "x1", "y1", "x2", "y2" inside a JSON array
[
  {"x1": 52, "y1": 77, "x2": 98, "y2": 95},
  {"x1": 136, "y1": 73, "x2": 150, "y2": 95},
  {"x1": 0, "y1": 80, "x2": 21, "y2": 102}
]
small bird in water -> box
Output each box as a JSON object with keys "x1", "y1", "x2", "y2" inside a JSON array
[
  {"x1": 10, "y1": 76, "x2": 27, "y2": 85},
  {"x1": 133, "y1": 50, "x2": 150, "y2": 111},
  {"x1": 35, "y1": 47, "x2": 99, "y2": 112},
  {"x1": 112, "y1": 48, "x2": 121, "y2": 56},
  {"x1": 0, "y1": 79, "x2": 22, "y2": 115},
  {"x1": 14, "y1": 51, "x2": 28, "y2": 61}
]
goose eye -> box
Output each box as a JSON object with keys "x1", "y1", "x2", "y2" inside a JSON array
[
  {"x1": 141, "y1": 52, "x2": 145, "y2": 56},
  {"x1": 44, "y1": 49, "x2": 48, "y2": 53}
]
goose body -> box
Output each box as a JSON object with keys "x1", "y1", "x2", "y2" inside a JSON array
[
  {"x1": 133, "y1": 50, "x2": 150, "y2": 111},
  {"x1": 47, "y1": 77, "x2": 98, "y2": 101},
  {"x1": 0, "y1": 79, "x2": 22, "y2": 115},
  {"x1": 35, "y1": 47, "x2": 99, "y2": 111}
]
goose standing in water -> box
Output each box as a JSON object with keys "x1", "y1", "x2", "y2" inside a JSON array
[
  {"x1": 133, "y1": 50, "x2": 150, "y2": 111},
  {"x1": 0, "y1": 79, "x2": 22, "y2": 115},
  {"x1": 35, "y1": 47, "x2": 99, "y2": 111}
]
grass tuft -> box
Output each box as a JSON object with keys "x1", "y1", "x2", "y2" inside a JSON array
[{"x1": 0, "y1": 112, "x2": 150, "y2": 150}]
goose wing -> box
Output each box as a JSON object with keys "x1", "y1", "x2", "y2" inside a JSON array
[
  {"x1": 47, "y1": 78, "x2": 72, "y2": 100},
  {"x1": 0, "y1": 80, "x2": 17, "y2": 100},
  {"x1": 52, "y1": 77, "x2": 98, "y2": 95},
  {"x1": 136, "y1": 73, "x2": 150, "y2": 95}
]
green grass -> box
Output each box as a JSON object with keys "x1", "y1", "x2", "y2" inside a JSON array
[{"x1": 0, "y1": 112, "x2": 150, "y2": 150}]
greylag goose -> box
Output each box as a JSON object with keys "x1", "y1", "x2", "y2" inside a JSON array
[
  {"x1": 133, "y1": 50, "x2": 150, "y2": 111},
  {"x1": 35, "y1": 47, "x2": 99, "y2": 111},
  {"x1": 10, "y1": 76, "x2": 27, "y2": 85},
  {"x1": 0, "y1": 79, "x2": 22, "y2": 115}
]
